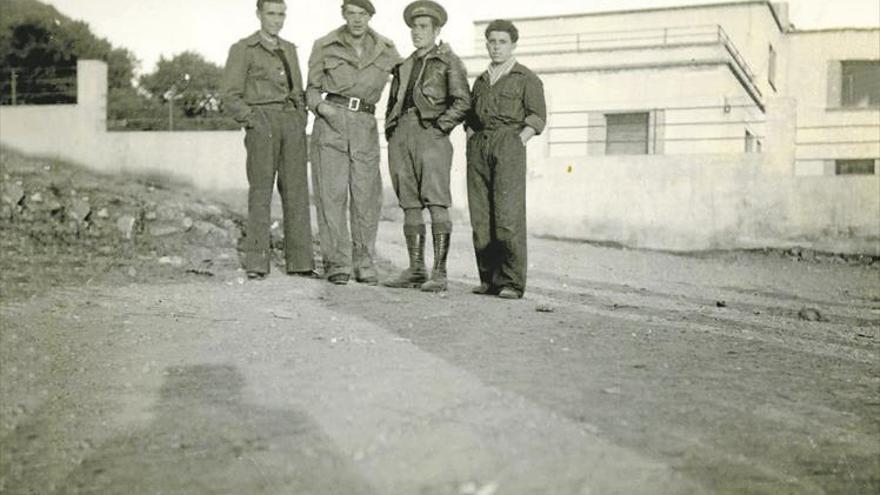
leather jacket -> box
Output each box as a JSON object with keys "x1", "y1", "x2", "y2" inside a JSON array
[{"x1": 385, "y1": 42, "x2": 471, "y2": 139}]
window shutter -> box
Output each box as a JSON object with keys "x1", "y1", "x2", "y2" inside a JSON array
[
  {"x1": 826, "y1": 60, "x2": 842, "y2": 108},
  {"x1": 587, "y1": 112, "x2": 606, "y2": 156},
  {"x1": 606, "y1": 113, "x2": 649, "y2": 155}
]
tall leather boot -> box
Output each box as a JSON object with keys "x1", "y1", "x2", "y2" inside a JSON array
[
  {"x1": 421, "y1": 233, "x2": 450, "y2": 292},
  {"x1": 383, "y1": 232, "x2": 428, "y2": 288}
]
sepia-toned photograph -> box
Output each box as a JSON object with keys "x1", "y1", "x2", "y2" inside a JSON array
[{"x1": 1, "y1": 0, "x2": 878, "y2": 493}]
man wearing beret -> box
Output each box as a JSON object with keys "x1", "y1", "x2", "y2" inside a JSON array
[
  {"x1": 306, "y1": 0, "x2": 402, "y2": 286},
  {"x1": 465, "y1": 19, "x2": 546, "y2": 299},
  {"x1": 383, "y1": 0, "x2": 470, "y2": 292},
  {"x1": 221, "y1": 0, "x2": 315, "y2": 280}
]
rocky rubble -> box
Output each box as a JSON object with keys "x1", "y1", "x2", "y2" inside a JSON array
[{"x1": 0, "y1": 148, "x2": 248, "y2": 299}]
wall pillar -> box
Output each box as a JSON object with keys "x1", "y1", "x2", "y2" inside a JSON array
[{"x1": 76, "y1": 59, "x2": 108, "y2": 133}]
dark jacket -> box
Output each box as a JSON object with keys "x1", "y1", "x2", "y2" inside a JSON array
[
  {"x1": 466, "y1": 62, "x2": 546, "y2": 134},
  {"x1": 385, "y1": 42, "x2": 471, "y2": 138},
  {"x1": 221, "y1": 31, "x2": 306, "y2": 127}
]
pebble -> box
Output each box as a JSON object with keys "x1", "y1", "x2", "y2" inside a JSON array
[
  {"x1": 116, "y1": 215, "x2": 137, "y2": 239},
  {"x1": 158, "y1": 256, "x2": 184, "y2": 267},
  {"x1": 798, "y1": 308, "x2": 824, "y2": 322}
]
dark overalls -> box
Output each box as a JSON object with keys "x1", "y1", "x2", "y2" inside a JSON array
[{"x1": 466, "y1": 63, "x2": 546, "y2": 296}]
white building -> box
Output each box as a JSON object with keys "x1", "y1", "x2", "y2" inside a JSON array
[{"x1": 454, "y1": 0, "x2": 879, "y2": 254}]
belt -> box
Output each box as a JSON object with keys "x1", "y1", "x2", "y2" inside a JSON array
[
  {"x1": 325, "y1": 93, "x2": 376, "y2": 114},
  {"x1": 252, "y1": 101, "x2": 299, "y2": 112}
]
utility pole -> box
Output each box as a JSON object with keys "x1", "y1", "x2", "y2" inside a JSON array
[
  {"x1": 10, "y1": 69, "x2": 18, "y2": 105},
  {"x1": 163, "y1": 73, "x2": 190, "y2": 132}
]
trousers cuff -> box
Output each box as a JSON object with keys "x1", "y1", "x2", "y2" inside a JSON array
[
  {"x1": 404, "y1": 224, "x2": 427, "y2": 236},
  {"x1": 431, "y1": 222, "x2": 453, "y2": 235}
]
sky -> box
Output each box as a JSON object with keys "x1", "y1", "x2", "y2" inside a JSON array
[{"x1": 39, "y1": 0, "x2": 880, "y2": 75}]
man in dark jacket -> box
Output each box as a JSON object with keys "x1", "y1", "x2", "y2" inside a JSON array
[
  {"x1": 383, "y1": 0, "x2": 470, "y2": 292},
  {"x1": 221, "y1": 0, "x2": 314, "y2": 279},
  {"x1": 466, "y1": 19, "x2": 546, "y2": 299}
]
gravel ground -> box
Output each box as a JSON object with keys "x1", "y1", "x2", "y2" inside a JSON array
[{"x1": 1, "y1": 149, "x2": 878, "y2": 494}]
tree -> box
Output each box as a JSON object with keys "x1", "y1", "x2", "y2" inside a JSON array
[
  {"x1": 0, "y1": 0, "x2": 137, "y2": 104},
  {"x1": 138, "y1": 51, "x2": 224, "y2": 118}
]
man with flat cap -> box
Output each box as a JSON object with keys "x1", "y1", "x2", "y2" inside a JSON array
[
  {"x1": 466, "y1": 19, "x2": 546, "y2": 299},
  {"x1": 383, "y1": 0, "x2": 470, "y2": 292},
  {"x1": 221, "y1": 0, "x2": 314, "y2": 280},
  {"x1": 306, "y1": 0, "x2": 402, "y2": 286}
]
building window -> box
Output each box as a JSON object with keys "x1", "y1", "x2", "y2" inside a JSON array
[
  {"x1": 605, "y1": 112, "x2": 649, "y2": 155},
  {"x1": 768, "y1": 44, "x2": 777, "y2": 91},
  {"x1": 841, "y1": 61, "x2": 880, "y2": 107},
  {"x1": 835, "y1": 159, "x2": 876, "y2": 175}
]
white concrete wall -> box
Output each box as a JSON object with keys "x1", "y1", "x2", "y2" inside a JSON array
[
  {"x1": 105, "y1": 131, "x2": 246, "y2": 190},
  {"x1": 530, "y1": 153, "x2": 878, "y2": 254},
  {"x1": 0, "y1": 60, "x2": 248, "y2": 190}
]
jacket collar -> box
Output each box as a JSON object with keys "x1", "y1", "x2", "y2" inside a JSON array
[
  {"x1": 245, "y1": 31, "x2": 295, "y2": 51},
  {"x1": 320, "y1": 26, "x2": 393, "y2": 68},
  {"x1": 406, "y1": 41, "x2": 453, "y2": 64},
  {"x1": 479, "y1": 61, "x2": 526, "y2": 82}
]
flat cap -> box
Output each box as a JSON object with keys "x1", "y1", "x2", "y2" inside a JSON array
[
  {"x1": 404, "y1": 0, "x2": 447, "y2": 27},
  {"x1": 484, "y1": 19, "x2": 519, "y2": 43},
  {"x1": 343, "y1": 0, "x2": 375, "y2": 15}
]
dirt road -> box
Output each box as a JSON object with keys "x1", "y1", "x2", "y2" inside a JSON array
[{"x1": 1, "y1": 221, "x2": 878, "y2": 494}]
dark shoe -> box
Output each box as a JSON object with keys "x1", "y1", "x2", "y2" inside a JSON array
[
  {"x1": 356, "y1": 275, "x2": 379, "y2": 286},
  {"x1": 246, "y1": 271, "x2": 267, "y2": 280},
  {"x1": 328, "y1": 274, "x2": 350, "y2": 285},
  {"x1": 472, "y1": 283, "x2": 499, "y2": 295},
  {"x1": 288, "y1": 269, "x2": 320, "y2": 279},
  {"x1": 497, "y1": 287, "x2": 523, "y2": 300},
  {"x1": 421, "y1": 232, "x2": 450, "y2": 293}
]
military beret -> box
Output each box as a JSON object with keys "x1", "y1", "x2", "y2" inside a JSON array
[
  {"x1": 342, "y1": 0, "x2": 375, "y2": 15},
  {"x1": 404, "y1": 0, "x2": 447, "y2": 28},
  {"x1": 484, "y1": 19, "x2": 519, "y2": 43}
]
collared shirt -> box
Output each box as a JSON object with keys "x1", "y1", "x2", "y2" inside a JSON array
[
  {"x1": 487, "y1": 57, "x2": 517, "y2": 86},
  {"x1": 467, "y1": 62, "x2": 547, "y2": 134},
  {"x1": 306, "y1": 26, "x2": 402, "y2": 112},
  {"x1": 221, "y1": 31, "x2": 305, "y2": 125},
  {"x1": 401, "y1": 53, "x2": 426, "y2": 113}
]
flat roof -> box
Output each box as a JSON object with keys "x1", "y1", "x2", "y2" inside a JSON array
[
  {"x1": 789, "y1": 27, "x2": 880, "y2": 34},
  {"x1": 475, "y1": 1, "x2": 785, "y2": 33}
]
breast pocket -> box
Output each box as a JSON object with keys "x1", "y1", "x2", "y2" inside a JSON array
[
  {"x1": 323, "y1": 57, "x2": 353, "y2": 91},
  {"x1": 497, "y1": 82, "x2": 524, "y2": 118}
]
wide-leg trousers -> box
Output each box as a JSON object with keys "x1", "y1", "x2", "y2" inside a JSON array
[
  {"x1": 310, "y1": 109, "x2": 383, "y2": 280},
  {"x1": 243, "y1": 107, "x2": 313, "y2": 274},
  {"x1": 466, "y1": 127, "x2": 528, "y2": 294}
]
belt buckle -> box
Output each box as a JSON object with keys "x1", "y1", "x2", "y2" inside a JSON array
[{"x1": 347, "y1": 97, "x2": 361, "y2": 112}]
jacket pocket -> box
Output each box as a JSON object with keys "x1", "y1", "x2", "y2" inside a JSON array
[{"x1": 323, "y1": 57, "x2": 353, "y2": 91}]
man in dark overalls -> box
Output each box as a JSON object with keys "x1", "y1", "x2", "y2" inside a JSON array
[
  {"x1": 466, "y1": 19, "x2": 546, "y2": 299},
  {"x1": 383, "y1": 0, "x2": 470, "y2": 292},
  {"x1": 221, "y1": 0, "x2": 314, "y2": 279}
]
